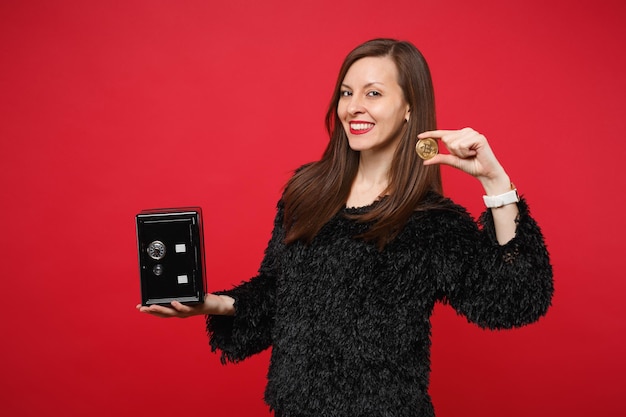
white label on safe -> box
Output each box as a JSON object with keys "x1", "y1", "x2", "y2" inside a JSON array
[
  {"x1": 177, "y1": 275, "x2": 189, "y2": 284},
  {"x1": 175, "y1": 244, "x2": 187, "y2": 253}
]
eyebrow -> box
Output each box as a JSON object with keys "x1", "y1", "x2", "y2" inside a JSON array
[{"x1": 341, "y1": 81, "x2": 385, "y2": 89}]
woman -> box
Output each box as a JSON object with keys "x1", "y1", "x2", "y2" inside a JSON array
[{"x1": 138, "y1": 38, "x2": 553, "y2": 417}]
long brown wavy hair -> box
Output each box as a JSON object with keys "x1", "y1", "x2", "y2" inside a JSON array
[{"x1": 282, "y1": 38, "x2": 443, "y2": 250}]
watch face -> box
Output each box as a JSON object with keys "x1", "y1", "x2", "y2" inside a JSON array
[{"x1": 147, "y1": 240, "x2": 166, "y2": 260}]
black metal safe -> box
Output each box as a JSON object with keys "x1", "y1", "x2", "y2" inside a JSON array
[{"x1": 136, "y1": 207, "x2": 206, "y2": 306}]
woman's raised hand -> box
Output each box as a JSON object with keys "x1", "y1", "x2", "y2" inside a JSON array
[{"x1": 418, "y1": 128, "x2": 511, "y2": 194}]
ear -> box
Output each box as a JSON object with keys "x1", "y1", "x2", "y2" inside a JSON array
[{"x1": 405, "y1": 107, "x2": 411, "y2": 122}]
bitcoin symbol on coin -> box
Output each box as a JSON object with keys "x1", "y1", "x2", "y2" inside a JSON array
[{"x1": 416, "y1": 138, "x2": 438, "y2": 160}]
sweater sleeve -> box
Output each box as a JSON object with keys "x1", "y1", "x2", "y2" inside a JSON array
[
  {"x1": 205, "y1": 201, "x2": 285, "y2": 363},
  {"x1": 434, "y1": 197, "x2": 554, "y2": 329}
]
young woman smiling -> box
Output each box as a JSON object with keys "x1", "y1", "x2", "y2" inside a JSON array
[{"x1": 138, "y1": 38, "x2": 553, "y2": 417}]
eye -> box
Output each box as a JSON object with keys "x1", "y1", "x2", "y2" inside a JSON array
[
  {"x1": 367, "y1": 90, "x2": 381, "y2": 97},
  {"x1": 340, "y1": 90, "x2": 352, "y2": 97}
]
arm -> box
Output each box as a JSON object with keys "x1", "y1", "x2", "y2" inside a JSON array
[
  {"x1": 206, "y1": 273, "x2": 277, "y2": 364},
  {"x1": 418, "y1": 128, "x2": 553, "y2": 328},
  {"x1": 420, "y1": 127, "x2": 517, "y2": 245},
  {"x1": 429, "y1": 198, "x2": 553, "y2": 329},
  {"x1": 136, "y1": 200, "x2": 285, "y2": 363},
  {"x1": 205, "y1": 201, "x2": 285, "y2": 363}
]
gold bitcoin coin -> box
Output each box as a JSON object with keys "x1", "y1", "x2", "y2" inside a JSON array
[{"x1": 416, "y1": 138, "x2": 438, "y2": 160}]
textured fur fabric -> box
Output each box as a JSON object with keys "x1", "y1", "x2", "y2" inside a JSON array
[{"x1": 206, "y1": 193, "x2": 553, "y2": 417}]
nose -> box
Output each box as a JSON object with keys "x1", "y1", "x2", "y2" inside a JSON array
[{"x1": 347, "y1": 95, "x2": 365, "y2": 115}]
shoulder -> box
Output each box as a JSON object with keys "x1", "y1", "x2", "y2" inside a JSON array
[
  {"x1": 282, "y1": 161, "x2": 319, "y2": 193},
  {"x1": 402, "y1": 192, "x2": 477, "y2": 239},
  {"x1": 414, "y1": 192, "x2": 473, "y2": 223},
  {"x1": 290, "y1": 161, "x2": 317, "y2": 177},
  {"x1": 279, "y1": 162, "x2": 315, "y2": 197}
]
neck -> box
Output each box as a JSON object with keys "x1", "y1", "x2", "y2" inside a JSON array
[
  {"x1": 346, "y1": 152, "x2": 393, "y2": 208},
  {"x1": 355, "y1": 161, "x2": 389, "y2": 189},
  {"x1": 355, "y1": 143, "x2": 396, "y2": 186}
]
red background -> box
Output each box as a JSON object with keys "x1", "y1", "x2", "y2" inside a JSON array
[{"x1": 1, "y1": 0, "x2": 624, "y2": 415}]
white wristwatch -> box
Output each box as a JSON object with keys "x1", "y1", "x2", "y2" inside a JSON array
[{"x1": 483, "y1": 185, "x2": 519, "y2": 208}]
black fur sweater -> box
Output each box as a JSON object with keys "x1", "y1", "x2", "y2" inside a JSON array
[{"x1": 206, "y1": 194, "x2": 553, "y2": 417}]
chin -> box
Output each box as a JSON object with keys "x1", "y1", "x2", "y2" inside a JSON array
[
  {"x1": 347, "y1": 142, "x2": 370, "y2": 152},
  {"x1": 347, "y1": 137, "x2": 375, "y2": 151}
]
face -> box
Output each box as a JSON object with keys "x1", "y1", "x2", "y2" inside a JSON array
[{"x1": 337, "y1": 56, "x2": 410, "y2": 156}]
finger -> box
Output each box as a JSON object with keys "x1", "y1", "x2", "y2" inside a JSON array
[
  {"x1": 138, "y1": 307, "x2": 171, "y2": 318},
  {"x1": 137, "y1": 305, "x2": 157, "y2": 313},
  {"x1": 144, "y1": 304, "x2": 180, "y2": 317},
  {"x1": 447, "y1": 143, "x2": 478, "y2": 159},
  {"x1": 141, "y1": 310, "x2": 170, "y2": 318},
  {"x1": 424, "y1": 133, "x2": 474, "y2": 159},
  {"x1": 417, "y1": 130, "x2": 458, "y2": 139},
  {"x1": 170, "y1": 300, "x2": 194, "y2": 314},
  {"x1": 423, "y1": 153, "x2": 460, "y2": 168}
]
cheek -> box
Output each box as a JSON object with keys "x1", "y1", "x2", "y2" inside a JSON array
[
  {"x1": 390, "y1": 105, "x2": 408, "y2": 124},
  {"x1": 336, "y1": 102, "x2": 346, "y2": 119}
]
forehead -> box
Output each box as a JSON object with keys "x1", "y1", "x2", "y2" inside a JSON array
[{"x1": 342, "y1": 56, "x2": 400, "y2": 86}]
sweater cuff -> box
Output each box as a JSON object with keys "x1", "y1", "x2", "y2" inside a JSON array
[
  {"x1": 478, "y1": 196, "x2": 530, "y2": 245},
  {"x1": 205, "y1": 283, "x2": 274, "y2": 364},
  {"x1": 205, "y1": 291, "x2": 239, "y2": 364}
]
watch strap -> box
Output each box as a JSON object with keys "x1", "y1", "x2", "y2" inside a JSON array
[{"x1": 483, "y1": 188, "x2": 519, "y2": 208}]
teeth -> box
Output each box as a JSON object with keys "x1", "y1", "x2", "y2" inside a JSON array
[{"x1": 351, "y1": 123, "x2": 374, "y2": 130}]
